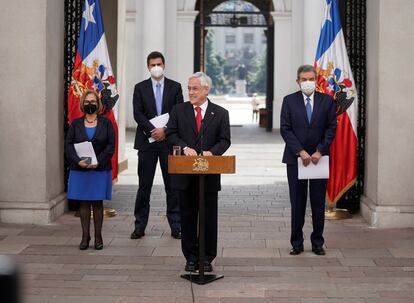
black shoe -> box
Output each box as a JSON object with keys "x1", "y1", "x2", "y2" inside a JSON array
[
  {"x1": 203, "y1": 261, "x2": 213, "y2": 272},
  {"x1": 171, "y1": 230, "x2": 181, "y2": 239},
  {"x1": 94, "y1": 240, "x2": 103, "y2": 250},
  {"x1": 79, "y1": 236, "x2": 90, "y2": 250},
  {"x1": 312, "y1": 246, "x2": 326, "y2": 255},
  {"x1": 289, "y1": 246, "x2": 304, "y2": 255},
  {"x1": 130, "y1": 230, "x2": 145, "y2": 239},
  {"x1": 185, "y1": 261, "x2": 198, "y2": 272}
]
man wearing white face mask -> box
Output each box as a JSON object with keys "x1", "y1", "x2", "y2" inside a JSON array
[
  {"x1": 280, "y1": 65, "x2": 337, "y2": 256},
  {"x1": 132, "y1": 51, "x2": 184, "y2": 240}
]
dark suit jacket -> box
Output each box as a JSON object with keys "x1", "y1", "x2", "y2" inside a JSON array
[
  {"x1": 280, "y1": 91, "x2": 337, "y2": 165},
  {"x1": 133, "y1": 77, "x2": 184, "y2": 151},
  {"x1": 166, "y1": 100, "x2": 231, "y2": 191},
  {"x1": 65, "y1": 116, "x2": 115, "y2": 171}
]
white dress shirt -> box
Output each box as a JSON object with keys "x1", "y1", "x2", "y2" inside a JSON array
[
  {"x1": 302, "y1": 92, "x2": 314, "y2": 113},
  {"x1": 151, "y1": 77, "x2": 165, "y2": 99},
  {"x1": 193, "y1": 99, "x2": 208, "y2": 119}
]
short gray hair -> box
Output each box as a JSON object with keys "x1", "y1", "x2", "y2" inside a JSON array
[
  {"x1": 297, "y1": 65, "x2": 317, "y2": 79},
  {"x1": 189, "y1": 72, "x2": 213, "y2": 90}
]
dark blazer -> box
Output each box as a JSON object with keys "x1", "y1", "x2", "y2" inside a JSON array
[
  {"x1": 280, "y1": 91, "x2": 337, "y2": 165},
  {"x1": 166, "y1": 100, "x2": 231, "y2": 191},
  {"x1": 133, "y1": 77, "x2": 184, "y2": 151},
  {"x1": 65, "y1": 116, "x2": 116, "y2": 171}
]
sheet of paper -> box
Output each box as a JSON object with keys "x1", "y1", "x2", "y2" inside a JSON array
[
  {"x1": 148, "y1": 113, "x2": 169, "y2": 143},
  {"x1": 297, "y1": 155, "x2": 329, "y2": 179},
  {"x1": 74, "y1": 141, "x2": 98, "y2": 165}
]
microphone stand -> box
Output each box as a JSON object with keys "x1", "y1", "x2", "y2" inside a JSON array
[{"x1": 181, "y1": 118, "x2": 223, "y2": 285}]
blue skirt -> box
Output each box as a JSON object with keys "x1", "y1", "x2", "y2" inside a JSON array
[{"x1": 67, "y1": 170, "x2": 112, "y2": 201}]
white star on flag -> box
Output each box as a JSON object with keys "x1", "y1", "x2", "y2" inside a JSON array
[
  {"x1": 83, "y1": 1, "x2": 96, "y2": 30},
  {"x1": 325, "y1": 1, "x2": 332, "y2": 23}
]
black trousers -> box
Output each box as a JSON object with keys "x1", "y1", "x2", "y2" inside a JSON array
[
  {"x1": 177, "y1": 179, "x2": 218, "y2": 263},
  {"x1": 134, "y1": 149, "x2": 180, "y2": 232},
  {"x1": 287, "y1": 164, "x2": 327, "y2": 248}
]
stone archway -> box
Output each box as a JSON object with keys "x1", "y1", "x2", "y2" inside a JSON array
[{"x1": 194, "y1": 0, "x2": 275, "y2": 131}]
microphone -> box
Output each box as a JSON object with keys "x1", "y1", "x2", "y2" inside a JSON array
[{"x1": 199, "y1": 119, "x2": 204, "y2": 156}]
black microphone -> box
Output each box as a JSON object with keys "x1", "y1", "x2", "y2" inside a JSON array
[{"x1": 199, "y1": 119, "x2": 204, "y2": 156}]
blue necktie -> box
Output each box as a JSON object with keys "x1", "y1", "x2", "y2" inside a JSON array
[
  {"x1": 155, "y1": 82, "x2": 162, "y2": 115},
  {"x1": 305, "y1": 97, "x2": 312, "y2": 123}
]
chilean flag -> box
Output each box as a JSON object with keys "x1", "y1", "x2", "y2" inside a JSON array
[
  {"x1": 68, "y1": 0, "x2": 119, "y2": 181},
  {"x1": 314, "y1": 0, "x2": 358, "y2": 204}
]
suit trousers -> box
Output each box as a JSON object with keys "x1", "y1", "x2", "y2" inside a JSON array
[
  {"x1": 177, "y1": 180, "x2": 218, "y2": 263},
  {"x1": 287, "y1": 164, "x2": 327, "y2": 248},
  {"x1": 134, "y1": 149, "x2": 180, "y2": 232}
]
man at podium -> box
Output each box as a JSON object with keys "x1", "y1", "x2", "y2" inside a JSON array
[{"x1": 166, "y1": 72, "x2": 231, "y2": 272}]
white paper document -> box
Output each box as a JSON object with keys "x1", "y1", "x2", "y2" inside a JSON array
[
  {"x1": 74, "y1": 141, "x2": 98, "y2": 165},
  {"x1": 148, "y1": 113, "x2": 169, "y2": 143},
  {"x1": 297, "y1": 156, "x2": 329, "y2": 179}
]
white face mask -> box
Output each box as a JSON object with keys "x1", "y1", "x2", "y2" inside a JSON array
[
  {"x1": 150, "y1": 65, "x2": 164, "y2": 78},
  {"x1": 300, "y1": 80, "x2": 316, "y2": 95}
]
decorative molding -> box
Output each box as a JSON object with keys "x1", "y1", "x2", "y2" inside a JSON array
[
  {"x1": 125, "y1": 10, "x2": 136, "y2": 21},
  {"x1": 271, "y1": 11, "x2": 291, "y2": 20},
  {"x1": 273, "y1": 0, "x2": 292, "y2": 13},
  {"x1": 0, "y1": 193, "x2": 67, "y2": 224},
  {"x1": 177, "y1": 10, "x2": 198, "y2": 22},
  {"x1": 361, "y1": 195, "x2": 414, "y2": 228},
  {"x1": 177, "y1": 0, "x2": 197, "y2": 11},
  {"x1": 0, "y1": 193, "x2": 67, "y2": 210}
]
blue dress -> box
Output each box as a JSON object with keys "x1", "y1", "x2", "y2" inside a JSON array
[{"x1": 67, "y1": 126, "x2": 112, "y2": 201}]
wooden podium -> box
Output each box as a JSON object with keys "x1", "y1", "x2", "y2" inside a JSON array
[{"x1": 168, "y1": 155, "x2": 236, "y2": 285}]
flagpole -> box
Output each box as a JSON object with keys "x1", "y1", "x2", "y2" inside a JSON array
[{"x1": 315, "y1": 0, "x2": 356, "y2": 220}]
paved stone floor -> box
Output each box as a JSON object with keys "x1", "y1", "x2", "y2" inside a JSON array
[{"x1": 1, "y1": 122, "x2": 414, "y2": 303}]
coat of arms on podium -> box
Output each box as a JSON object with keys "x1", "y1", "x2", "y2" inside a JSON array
[{"x1": 192, "y1": 158, "x2": 209, "y2": 172}]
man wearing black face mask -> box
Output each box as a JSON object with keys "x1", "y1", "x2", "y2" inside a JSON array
[
  {"x1": 131, "y1": 51, "x2": 184, "y2": 240},
  {"x1": 280, "y1": 65, "x2": 337, "y2": 256}
]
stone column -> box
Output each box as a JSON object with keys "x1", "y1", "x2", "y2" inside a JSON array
[
  {"x1": 271, "y1": 11, "x2": 293, "y2": 130},
  {"x1": 142, "y1": 0, "x2": 166, "y2": 81},
  {"x1": 303, "y1": 0, "x2": 324, "y2": 64},
  {"x1": 362, "y1": 0, "x2": 414, "y2": 228},
  {"x1": 176, "y1": 10, "x2": 198, "y2": 100},
  {"x1": 0, "y1": 0, "x2": 66, "y2": 224},
  {"x1": 124, "y1": 1, "x2": 141, "y2": 129},
  {"x1": 165, "y1": 0, "x2": 178, "y2": 79},
  {"x1": 116, "y1": 0, "x2": 128, "y2": 171},
  {"x1": 291, "y1": 0, "x2": 304, "y2": 73}
]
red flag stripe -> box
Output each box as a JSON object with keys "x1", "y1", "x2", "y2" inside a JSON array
[{"x1": 326, "y1": 112, "x2": 357, "y2": 203}]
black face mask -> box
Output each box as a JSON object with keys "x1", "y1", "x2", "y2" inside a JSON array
[{"x1": 84, "y1": 103, "x2": 98, "y2": 115}]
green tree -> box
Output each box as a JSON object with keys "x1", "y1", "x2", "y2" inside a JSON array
[
  {"x1": 247, "y1": 52, "x2": 267, "y2": 94},
  {"x1": 205, "y1": 30, "x2": 229, "y2": 94}
]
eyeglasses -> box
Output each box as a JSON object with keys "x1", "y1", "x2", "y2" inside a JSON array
[{"x1": 84, "y1": 101, "x2": 98, "y2": 105}]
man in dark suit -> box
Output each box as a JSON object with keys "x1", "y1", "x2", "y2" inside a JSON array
[
  {"x1": 280, "y1": 65, "x2": 337, "y2": 256},
  {"x1": 166, "y1": 72, "x2": 231, "y2": 272},
  {"x1": 131, "y1": 51, "x2": 184, "y2": 240}
]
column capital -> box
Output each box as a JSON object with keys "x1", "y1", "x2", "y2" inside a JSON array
[
  {"x1": 177, "y1": 10, "x2": 198, "y2": 22},
  {"x1": 271, "y1": 11, "x2": 292, "y2": 21}
]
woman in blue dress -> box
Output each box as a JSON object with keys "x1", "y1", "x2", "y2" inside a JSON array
[{"x1": 65, "y1": 90, "x2": 115, "y2": 250}]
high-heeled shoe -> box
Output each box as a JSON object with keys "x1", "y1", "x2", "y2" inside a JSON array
[
  {"x1": 79, "y1": 236, "x2": 90, "y2": 250},
  {"x1": 94, "y1": 237, "x2": 103, "y2": 250}
]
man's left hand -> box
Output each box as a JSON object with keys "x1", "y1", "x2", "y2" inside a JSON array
[
  {"x1": 311, "y1": 150, "x2": 322, "y2": 165},
  {"x1": 202, "y1": 151, "x2": 213, "y2": 156},
  {"x1": 151, "y1": 128, "x2": 165, "y2": 141}
]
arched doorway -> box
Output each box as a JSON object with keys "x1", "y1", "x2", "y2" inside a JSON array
[{"x1": 194, "y1": 0, "x2": 274, "y2": 131}]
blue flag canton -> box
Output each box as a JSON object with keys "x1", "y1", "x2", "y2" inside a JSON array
[
  {"x1": 78, "y1": 0, "x2": 105, "y2": 60},
  {"x1": 315, "y1": 0, "x2": 343, "y2": 61}
]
